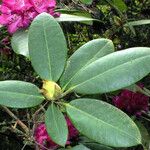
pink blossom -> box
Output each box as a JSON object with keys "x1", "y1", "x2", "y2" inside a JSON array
[
  {"x1": 34, "y1": 123, "x2": 59, "y2": 150},
  {"x1": 29, "y1": 0, "x2": 56, "y2": 13},
  {"x1": 34, "y1": 117, "x2": 79, "y2": 150},
  {"x1": 0, "y1": 0, "x2": 60, "y2": 33},
  {"x1": 113, "y1": 86, "x2": 149, "y2": 116},
  {"x1": 65, "y1": 116, "x2": 79, "y2": 140}
]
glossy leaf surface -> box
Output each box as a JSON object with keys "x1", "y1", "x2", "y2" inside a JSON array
[
  {"x1": 56, "y1": 14, "x2": 96, "y2": 24},
  {"x1": 0, "y1": 81, "x2": 44, "y2": 108},
  {"x1": 60, "y1": 38, "x2": 114, "y2": 90},
  {"x1": 80, "y1": 0, "x2": 93, "y2": 5},
  {"x1": 29, "y1": 13, "x2": 67, "y2": 81},
  {"x1": 11, "y1": 29, "x2": 29, "y2": 57},
  {"x1": 66, "y1": 98, "x2": 141, "y2": 147},
  {"x1": 65, "y1": 47, "x2": 150, "y2": 94},
  {"x1": 45, "y1": 103, "x2": 68, "y2": 146}
]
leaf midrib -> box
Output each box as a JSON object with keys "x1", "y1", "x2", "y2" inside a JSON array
[
  {"x1": 67, "y1": 103, "x2": 140, "y2": 144},
  {"x1": 42, "y1": 20, "x2": 52, "y2": 79},
  {"x1": 0, "y1": 91, "x2": 44, "y2": 99},
  {"x1": 71, "y1": 54, "x2": 150, "y2": 90}
]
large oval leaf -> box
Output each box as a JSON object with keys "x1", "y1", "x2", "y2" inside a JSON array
[
  {"x1": 11, "y1": 29, "x2": 29, "y2": 57},
  {"x1": 28, "y1": 13, "x2": 67, "y2": 81},
  {"x1": 60, "y1": 38, "x2": 114, "y2": 90},
  {"x1": 0, "y1": 81, "x2": 44, "y2": 108},
  {"x1": 66, "y1": 99, "x2": 141, "y2": 147},
  {"x1": 12, "y1": 14, "x2": 96, "y2": 59},
  {"x1": 65, "y1": 47, "x2": 150, "y2": 94},
  {"x1": 45, "y1": 103, "x2": 68, "y2": 147}
]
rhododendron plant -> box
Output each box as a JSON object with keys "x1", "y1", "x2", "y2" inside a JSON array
[
  {"x1": 0, "y1": 0, "x2": 60, "y2": 33},
  {"x1": 0, "y1": 13, "x2": 150, "y2": 149}
]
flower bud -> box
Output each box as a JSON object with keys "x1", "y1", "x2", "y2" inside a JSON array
[{"x1": 42, "y1": 80, "x2": 62, "y2": 101}]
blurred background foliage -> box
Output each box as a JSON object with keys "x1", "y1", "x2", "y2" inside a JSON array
[{"x1": 0, "y1": 0, "x2": 150, "y2": 149}]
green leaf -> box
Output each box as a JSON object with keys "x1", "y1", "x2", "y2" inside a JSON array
[
  {"x1": 28, "y1": 13, "x2": 67, "y2": 81},
  {"x1": 56, "y1": 9, "x2": 90, "y2": 14},
  {"x1": 85, "y1": 143, "x2": 114, "y2": 150},
  {"x1": 71, "y1": 144, "x2": 90, "y2": 150},
  {"x1": 60, "y1": 38, "x2": 114, "y2": 90},
  {"x1": 56, "y1": 12, "x2": 97, "y2": 25},
  {"x1": 56, "y1": 14, "x2": 97, "y2": 25},
  {"x1": 12, "y1": 13, "x2": 96, "y2": 59},
  {"x1": 45, "y1": 103, "x2": 68, "y2": 146},
  {"x1": 66, "y1": 98, "x2": 141, "y2": 147},
  {"x1": 11, "y1": 29, "x2": 29, "y2": 57},
  {"x1": 80, "y1": 136, "x2": 114, "y2": 150},
  {"x1": 124, "y1": 20, "x2": 150, "y2": 26},
  {"x1": 80, "y1": 0, "x2": 93, "y2": 5},
  {"x1": 0, "y1": 81, "x2": 44, "y2": 108},
  {"x1": 65, "y1": 47, "x2": 150, "y2": 94},
  {"x1": 136, "y1": 121, "x2": 150, "y2": 150},
  {"x1": 104, "y1": 0, "x2": 127, "y2": 12},
  {"x1": 112, "y1": 0, "x2": 127, "y2": 12}
]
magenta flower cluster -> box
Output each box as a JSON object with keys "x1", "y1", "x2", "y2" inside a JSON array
[
  {"x1": 0, "y1": 0, "x2": 60, "y2": 33},
  {"x1": 113, "y1": 86, "x2": 149, "y2": 116},
  {"x1": 34, "y1": 116, "x2": 79, "y2": 150}
]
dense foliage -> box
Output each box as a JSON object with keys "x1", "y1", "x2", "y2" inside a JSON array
[{"x1": 0, "y1": 0, "x2": 150, "y2": 150}]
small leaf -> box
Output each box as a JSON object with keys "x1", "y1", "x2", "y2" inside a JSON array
[
  {"x1": 56, "y1": 9, "x2": 99, "y2": 25},
  {"x1": 45, "y1": 103, "x2": 68, "y2": 146},
  {"x1": 0, "y1": 81, "x2": 44, "y2": 108},
  {"x1": 60, "y1": 38, "x2": 114, "y2": 90},
  {"x1": 56, "y1": 14, "x2": 97, "y2": 25},
  {"x1": 11, "y1": 29, "x2": 29, "y2": 57},
  {"x1": 112, "y1": 0, "x2": 127, "y2": 12},
  {"x1": 66, "y1": 98, "x2": 141, "y2": 147},
  {"x1": 56, "y1": 9, "x2": 95, "y2": 25},
  {"x1": 136, "y1": 121, "x2": 150, "y2": 150},
  {"x1": 80, "y1": 0, "x2": 93, "y2": 5},
  {"x1": 124, "y1": 20, "x2": 150, "y2": 26},
  {"x1": 29, "y1": 13, "x2": 67, "y2": 81},
  {"x1": 65, "y1": 47, "x2": 150, "y2": 94}
]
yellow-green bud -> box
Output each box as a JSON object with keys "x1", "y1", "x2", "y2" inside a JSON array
[{"x1": 42, "y1": 80, "x2": 62, "y2": 101}]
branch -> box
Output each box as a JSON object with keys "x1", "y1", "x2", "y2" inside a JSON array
[{"x1": 1, "y1": 106, "x2": 29, "y2": 134}]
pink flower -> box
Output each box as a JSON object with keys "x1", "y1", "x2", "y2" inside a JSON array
[
  {"x1": 34, "y1": 117, "x2": 79, "y2": 150},
  {"x1": 65, "y1": 116, "x2": 79, "y2": 140},
  {"x1": 0, "y1": 0, "x2": 60, "y2": 33},
  {"x1": 113, "y1": 86, "x2": 149, "y2": 116},
  {"x1": 34, "y1": 123, "x2": 59, "y2": 150},
  {"x1": 29, "y1": 0, "x2": 56, "y2": 13}
]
